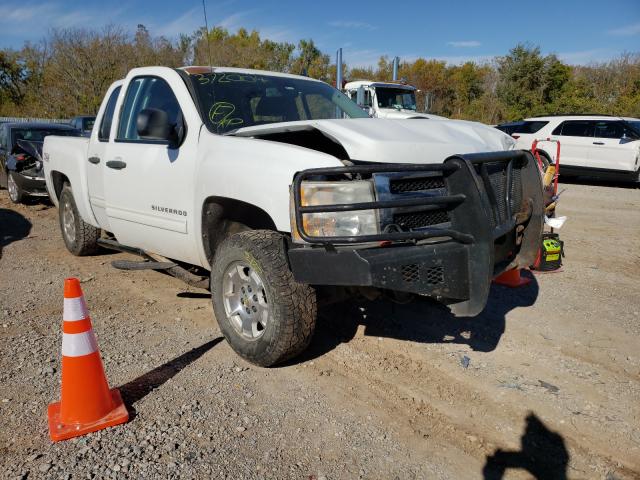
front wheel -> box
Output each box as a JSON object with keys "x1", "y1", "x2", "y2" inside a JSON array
[
  {"x1": 59, "y1": 184, "x2": 101, "y2": 256},
  {"x1": 211, "y1": 230, "x2": 317, "y2": 367},
  {"x1": 7, "y1": 171, "x2": 25, "y2": 204}
]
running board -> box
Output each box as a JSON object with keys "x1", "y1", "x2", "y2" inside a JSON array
[
  {"x1": 111, "y1": 259, "x2": 177, "y2": 271},
  {"x1": 97, "y1": 238, "x2": 209, "y2": 290}
]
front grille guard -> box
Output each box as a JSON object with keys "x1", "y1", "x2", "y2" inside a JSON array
[{"x1": 292, "y1": 150, "x2": 532, "y2": 246}]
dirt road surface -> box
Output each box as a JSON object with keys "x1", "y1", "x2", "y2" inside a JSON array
[{"x1": 1, "y1": 181, "x2": 639, "y2": 479}]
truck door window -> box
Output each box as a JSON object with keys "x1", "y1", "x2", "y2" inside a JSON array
[
  {"x1": 98, "y1": 86, "x2": 121, "y2": 142},
  {"x1": 117, "y1": 77, "x2": 183, "y2": 142}
]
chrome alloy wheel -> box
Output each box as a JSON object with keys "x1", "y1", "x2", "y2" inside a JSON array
[
  {"x1": 61, "y1": 196, "x2": 76, "y2": 243},
  {"x1": 7, "y1": 173, "x2": 19, "y2": 202},
  {"x1": 222, "y1": 261, "x2": 269, "y2": 340}
]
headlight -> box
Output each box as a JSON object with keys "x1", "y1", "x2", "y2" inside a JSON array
[{"x1": 290, "y1": 180, "x2": 379, "y2": 242}]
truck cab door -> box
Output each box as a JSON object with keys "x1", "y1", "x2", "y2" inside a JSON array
[
  {"x1": 86, "y1": 84, "x2": 121, "y2": 230},
  {"x1": 103, "y1": 74, "x2": 200, "y2": 265}
]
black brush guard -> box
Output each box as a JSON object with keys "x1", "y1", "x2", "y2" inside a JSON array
[{"x1": 288, "y1": 150, "x2": 543, "y2": 316}]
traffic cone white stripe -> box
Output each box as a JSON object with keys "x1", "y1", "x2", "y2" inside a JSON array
[
  {"x1": 63, "y1": 297, "x2": 89, "y2": 322},
  {"x1": 61, "y1": 330, "x2": 98, "y2": 357}
]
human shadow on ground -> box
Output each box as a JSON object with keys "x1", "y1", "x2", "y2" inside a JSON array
[
  {"x1": 0, "y1": 208, "x2": 32, "y2": 260},
  {"x1": 483, "y1": 413, "x2": 569, "y2": 479},
  {"x1": 119, "y1": 337, "x2": 223, "y2": 419},
  {"x1": 291, "y1": 272, "x2": 539, "y2": 365}
]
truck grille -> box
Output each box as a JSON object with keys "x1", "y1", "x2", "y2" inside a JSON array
[
  {"x1": 401, "y1": 264, "x2": 444, "y2": 285},
  {"x1": 389, "y1": 176, "x2": 445, "y2": 193},
  {"x1": 393, "y1": 209, "x2": 450, "y2": 229}
]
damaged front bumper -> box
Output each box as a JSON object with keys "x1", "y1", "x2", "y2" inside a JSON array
[
  {"x1": 287, "y1": 150, "x2": 544, "y2": 316},
  {"x1": 10, "y1": 168, "x2": 47, "y2": 196}
]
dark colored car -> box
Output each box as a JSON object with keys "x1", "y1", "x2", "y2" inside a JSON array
[
  {"x1": 0, "y1": 122, "x2": 81, "y2": 203},
  {"x1": 69, "y1": 115, "x2": 96, "y2": 137}
]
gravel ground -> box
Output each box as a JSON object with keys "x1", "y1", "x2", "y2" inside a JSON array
[{"x1": 0, "y1": 180, "x2": 639, "y2": 479}]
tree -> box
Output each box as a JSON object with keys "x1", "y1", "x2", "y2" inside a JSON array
[
  {"x1": 291, "y1": 39, "x2": 330, "y2": 80},
  {"x1": 0, "y1": 24, "x2": 638, "y2": 123}
]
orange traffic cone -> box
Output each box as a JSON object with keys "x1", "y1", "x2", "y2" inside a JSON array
[
  {"x1": 493, "y1": 268, "x2": 531, "y2": 288},
  {"x1": 47, "y1": 278, "x2": 128, "y2": 441}
]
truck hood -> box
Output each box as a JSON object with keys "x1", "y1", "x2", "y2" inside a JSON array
[{"x1": 230, "y1": 118, "x2": 515, "y2": 164}]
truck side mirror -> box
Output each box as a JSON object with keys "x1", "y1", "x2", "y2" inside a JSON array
[
  {"x1": 137, "y1": 108, "x2": 185, "y2": 148},
  {"x1": 137, "y1": 108, "x2": 173, "y2": 144}
]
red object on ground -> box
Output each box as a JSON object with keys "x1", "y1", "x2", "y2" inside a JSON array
[
  {"x1": 47, "y1": 278, "x2": 128, "y2": 442},
  {"x1": 493, "y1": 269, "x2": 532, "y2": 288}
]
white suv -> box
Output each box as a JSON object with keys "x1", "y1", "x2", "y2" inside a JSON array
[{"x1": 497, "y1": 115, "x2": 640, "y2": 182}]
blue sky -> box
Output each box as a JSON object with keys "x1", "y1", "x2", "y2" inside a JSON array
[{"x1": 0, "y1": 0, "x2": 638, "y2": 66}]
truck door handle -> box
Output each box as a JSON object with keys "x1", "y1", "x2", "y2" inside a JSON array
[
  {"x1": 88, "y1": 156, "x2": 100, "y2": 164},
  {"x1": 593, "y1": 141, "x2": 604, "y2": 145},
  {"x1": 106, "y1": 160, "x2": 127, "y2": 170}
]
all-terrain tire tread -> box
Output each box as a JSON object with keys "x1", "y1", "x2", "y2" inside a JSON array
[
  {"x1": 211, "y1": 230, "x2": 317, "y2": 366},
  {"x1": 59, "y1": 185, "x2": 100, "y2": 256}
]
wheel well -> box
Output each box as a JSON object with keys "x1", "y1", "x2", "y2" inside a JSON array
[
  {"x1": 201, "y1": 197, "x2": 278, "y2": 263},
  {"x1": 51, "y1": 171, "x2": 70, "y2": 201}
]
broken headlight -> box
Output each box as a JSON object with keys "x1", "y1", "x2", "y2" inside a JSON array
[{"x1": 290, "y1": 180, "x2": 379, "y2": 242}]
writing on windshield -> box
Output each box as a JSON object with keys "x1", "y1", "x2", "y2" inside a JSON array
[{"x1": 189, "y1": 72, "x2": 368, "y2": 134}]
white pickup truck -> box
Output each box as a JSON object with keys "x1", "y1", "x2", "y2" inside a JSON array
[
  {"x1": 43, "y1": 66, "x2": 543, "y2": 366},
  {"x1": 343, "y1": 80, "x2": 443, "y2": 119}
]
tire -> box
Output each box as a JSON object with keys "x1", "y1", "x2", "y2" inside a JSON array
[
  {"x1": 59, "y1": 184, "x2": 101, "y2": 256},
  {"x1": 211, "y1": 230, "x2": 317, "y2": 367},
  {"x1": 7, "y1": 171, "x2": 25, "y2": 204},
  {"x1": 536, "y1": 150, "x2": 551, "y2": 171}
]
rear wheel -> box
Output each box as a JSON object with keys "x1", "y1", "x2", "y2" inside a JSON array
[
  {"x1": 211, "y1": 230, "x2": 317, "y2": 367},
  {"x1": 7, "y1": 171, "x2": 24, "y2": 204},
  {"x1": 59, "y1": 184, "x2": 101, "y2": 256}
]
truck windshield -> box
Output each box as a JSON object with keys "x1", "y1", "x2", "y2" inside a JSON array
[
  {"x1": 188, "y1": 72, "x2": 369, "y2": 134},
  {"x1": 376, "y1": 88, "x2": 417, "y2": 111}
]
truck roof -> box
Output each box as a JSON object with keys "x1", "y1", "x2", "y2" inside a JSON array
[
  {"x1": 344, "y1": 80, "x2": 416, "y2": 91},
  {"x1": 178, "y1": 66, "x2": 323, "y2": 83}
]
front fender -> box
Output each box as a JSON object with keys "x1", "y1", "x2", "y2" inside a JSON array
[{"x1": 193, "y1": 133, "x2": 344, "y2": 266}]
